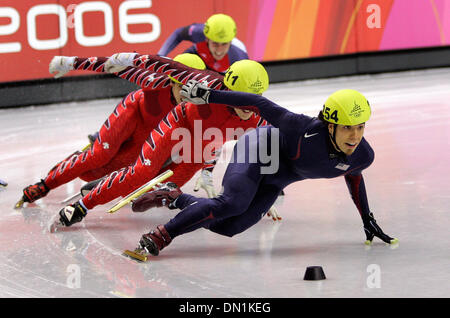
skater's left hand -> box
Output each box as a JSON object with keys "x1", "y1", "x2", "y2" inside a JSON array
[
  {"x1": 363, "y1": 213, "x2": 398, "y2": 245},
  {"x1": 267, "y1": 206, "x2": 282, "y2": 222},
  {"x1": 180, "y1": 80, "x2": 211, "y2": 104},
  {"x1": 193, "y1": 169, "x2": 217, "y2": 198}
]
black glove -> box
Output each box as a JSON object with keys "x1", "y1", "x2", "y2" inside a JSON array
[
  {"x1": 58, "y1": 201, "x2": 87, "y2": 227},
  {"x1": 363, "y1": 213, "x2": 398, "y2": 245},
  {"x1": 180, "y1": 80, "x2": 211, "y2": 104}
]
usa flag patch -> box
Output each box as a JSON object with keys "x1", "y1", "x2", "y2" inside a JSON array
[{"x1": 335, "y1": 163, "x2": 350, "y2": 171}]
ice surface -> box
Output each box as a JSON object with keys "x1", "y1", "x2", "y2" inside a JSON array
[{"x1": 0, "y1": 68, "x2": 449, "y2": 298}]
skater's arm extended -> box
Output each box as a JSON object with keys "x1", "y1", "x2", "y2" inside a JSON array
[
  {"x1": 104, "y1": 53, "x2": 226, "y2": 90},
  {"x1": 49, "y1": 55, "x2": 174, "y2": 89},
  {"x1": 158, "y1": 24, "x2": 203, "y2": 56},
  {"x1": 182, "y1": 83, "x2": 310, "y2": 131},
  {"x1": 131, "y1": 54, "x2": 225, "y2": 89},
  {"x1": 49, "y1": 55, "x2": 222, "y2": 91},
  {"x1": 74, "y1": 56, "x2": 174, "y2": 89},
  {"x1": 345, "y1": 171, "x2": 397, "y2": 244},
  {"x1": 344, "y1": 172, "x2": 372, "y2": 220},
  {"x1": 49, "y1": 56, "x2": 110, "y2": 78},
  {"x1": 343, "y1": 141, "x2": 375, "y2": 221},
  {"x1": 343, "y1": 148, "x2": 396, "y2": 244}
]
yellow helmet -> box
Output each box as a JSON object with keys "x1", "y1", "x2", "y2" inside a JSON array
[
  {"x1": 169, "y1": 53, "x2": 206, "y2": 84},
  {"x1": 223, "y1": 60, "x2": 269, "y2": 94},
  {"x1": 203, "y1": 13, "x2": 236, "y2": 43},
  {"x1": 322, "y1": 89, "x2": 371, "y2": 125}
]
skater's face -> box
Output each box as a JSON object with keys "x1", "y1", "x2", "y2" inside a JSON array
[
  {"x1": 207, "y1": 39, "x2": 231, "y2": 61},
  {"x1": 234, "y1": 108, "x2": 253, "y2": 120},
  {"x1": 328, "y1": 123, "x2": 365, "y2": 155},
  {"x1": 171, "y1": 82, "x2": 184, "y2": 104}
]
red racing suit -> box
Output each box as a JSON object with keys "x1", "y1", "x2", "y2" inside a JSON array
[
  {"x1": 82, "y1": 101, "x2": 268, "y2": 210},
  {"x1": 43, "y1": 56, "x2": 223, "y2": 191}
]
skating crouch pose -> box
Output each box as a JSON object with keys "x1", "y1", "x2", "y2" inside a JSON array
[
  {"x1": 16, "y1": 53, "x2": 218, "y2": 209},
  {"x1": 158, "y1": 13, "x2": 248, "y2": 73},
  {"x1": 128, "y1": 83, "x2": 398, "y2": 257},
  {"x1": 52, "y1": 59, "x2": 284, "y2": 230}
]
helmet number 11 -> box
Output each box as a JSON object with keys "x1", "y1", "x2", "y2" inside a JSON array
[
  {"x1": 323, "y1": 106, "x2": 339, "y2": 122},
  {"x1": 225, "y1": 70, "x2": 239, "y2": 86}
]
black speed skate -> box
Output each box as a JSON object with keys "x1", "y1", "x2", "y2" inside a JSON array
[
  {"x1": 50, "y1": 201, "x2": 87, "y2": 233},
  {"x1": 15, "y1": 179, "x2": 50, "y2": 209}
]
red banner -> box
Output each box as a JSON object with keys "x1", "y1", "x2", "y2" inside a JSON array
[
  {"x1": 1, "y1": 0, "x2": 449, "y2": 83},
  {"x1": 0, "y1": 0, "x2": 220, "y2": 82}
]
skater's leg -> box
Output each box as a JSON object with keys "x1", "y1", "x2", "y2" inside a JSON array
[
  {"x1": 44, "y1": 91, "x2": 141, "y2": 189},
  {"x1": 152, "y1": 128, "x2": 271, "y2": 237},
  {"x1": 129, "y1": 161, "x2": 204, "y2": 212},
  {"x1": 19, "y1": 91, "x2": 141, "y2": 206},
  {"x1": 80, "y1": 104, "x2": 189, "y2": 210},
  {"x1": 207, "y1": 184, "x2": 282, "y2": 237},
  {"x1": 164, "y1": 169, "x2": 263, "y2": 238},
  {"x1": 131, "y1": 126, "x2": 280, "y2": 255},
  {"x1": 80, "y1": 93, "x2": 154, "y2": 181}
]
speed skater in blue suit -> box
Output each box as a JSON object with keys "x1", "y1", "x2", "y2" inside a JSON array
[{"x1": 129, "y1": 64, "x2": 398, "y2": 258}]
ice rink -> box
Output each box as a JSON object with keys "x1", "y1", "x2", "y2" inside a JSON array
[{"x1": 0, "y1": 67, "x2": 449, "y2": 298}]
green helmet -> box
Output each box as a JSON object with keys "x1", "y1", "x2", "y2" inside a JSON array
[
  {"x1": 322, "y1": 89, "x2": 371, "y2": 125},
  {"x1": 203, "y1": 13, "x2": 236, "y2": 43},
  {"x1": 223, "y1": 60, "x2": 269, "y2": 94},
  {"x1": 169, "y1": 53, "x2": 206, "y2": 84}
]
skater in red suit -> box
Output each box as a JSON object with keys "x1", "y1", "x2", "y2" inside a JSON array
[
  {"x1": 53, "y1": 58, "x2": 275, "y2": 229},
  {"x1": 16, "y1": 53, "x2": 220, "y2": 208}
]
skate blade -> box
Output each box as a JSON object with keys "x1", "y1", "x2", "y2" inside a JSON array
[
  {"x1": 123, "y1": 248, "x2": 149, "y2": 262},
  {"x1": 14, "y1": 198, "x2": 25, "y2": 209},
  {"x1": 61, "y1": 192, "x2": 81, "y2": 204},
  {"x1": 81, "y1": 143, "x2": 91, "y2": 152},
  {"x1": 49, "y1": 217, "x2": 65, "y2": 233},
  {"x1": 49, "y1": 221, "x2": 63, "y2": 233}
]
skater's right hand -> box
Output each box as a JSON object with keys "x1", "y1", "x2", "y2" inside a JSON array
[
  {"x1": 193, "y1": 169, "x2": 217, "y2": 198},
  {"x1": 49, "y1": 56, "x2": 75, "y2": 78},
  {"x1": 105, "y1": 53, "x2": 138, "y2": 73}
]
